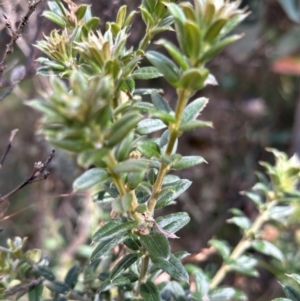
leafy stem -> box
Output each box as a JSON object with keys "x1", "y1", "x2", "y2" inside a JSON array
[
  {"x1": 105, "y1": 151, "x2": 142, "y2": 222},
  {"x1": 147, "y1": 88, "x2": 191, "y2": 215},
  {"x1": 136, "y1": 252, "x2": 149, "y2": 296},
  {"x1": 209, "y1": 200, "x2": 278, "y2": 290}
]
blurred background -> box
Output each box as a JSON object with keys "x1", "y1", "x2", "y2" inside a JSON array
[{"x1": 1, "y1": 0, "x2": 300, "y2": 300}]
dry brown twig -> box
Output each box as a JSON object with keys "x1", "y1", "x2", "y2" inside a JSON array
[
  {"x1": 0, "y1": 0, "x2": 44, "y2": 86},
  {"x1": 0, "y1": 129, "x2": 55, "y2": 216},
  {"x1": 4, "y1": 276, "x2": 44, "y2": 298}
]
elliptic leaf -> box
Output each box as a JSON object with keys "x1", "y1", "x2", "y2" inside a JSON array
[
  {"x1": 209, "y1": 287, "x2": 247, "y2": 301},
  {"x1": 172, "y1": 156, "x2": 206, "y2": 170},
  {"x1": 91, "y1": 236, "x2": 126, "y2": 262},
  {"x1": 140, "y1": 233, "x2": 170, "y2": 259},
  {"x1": 137, "y1": 118, "x2": 167, "y2": 134},
  {"x1": 73, "y1": 168, "x2": 109, "y2": 191},
  {"x1": 146, "y1": 51, "x2": 180, "y2": 86},
  {"x1": 113, "y1": 159, "x2": 149, "y2": 174},
  {"x1": 28, "y1": 283, "x2": 43, "y2": 301},
  {"x1": 110, "y1": 253, "x2": 142, "y2": 279},
  {"x1": 105, "y1": 112, "x2": 141, "y2": 147},
  {"x1": 252, "y1": 240, "x2": 284, "y2": 262},
  {"x1": 152, "y1": 254, "x2": 189, "y2": 283},
  {"x1": 181, "y1": 97, "x2": 208, "y2": 126},
  {"x1": 283, "y1": 285, "x2": 300, "y2": 301},
  {"x1": 151, "y1": 91, "x2": 172, "y2": 113},
  {"x1": 209, "y1": 239, "x2": 231, "y2": 260},
  {"x1": 136, "y1": 140, "x2": 161, "y2": 158},
  {"x1": 140, "y1": 281, "x2": 161, "y2": 301},
  {"x1": 156, "y1": 212, "x2": 190, "y2": 233},
  {"x1": 92, "y1": 220, "x2": 137, "y2": 242},
  {"x1": 227, "y1": 216, "x2": 252, "y2": 230},
  {"x1": 132, "y1": 67, "x2": 163, "y2": 80}
]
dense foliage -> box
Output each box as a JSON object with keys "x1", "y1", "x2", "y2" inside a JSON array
[{"x1": 2, "y1": 0, "x2": 300, "y2": 300}]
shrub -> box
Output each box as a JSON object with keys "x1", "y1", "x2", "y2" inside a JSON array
[{"x1": 2, "y1": 0, "x2": 300, "y2": 300}]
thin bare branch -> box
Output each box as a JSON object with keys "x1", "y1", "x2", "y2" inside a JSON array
[
  {"x1": 4, "y1": 276, "x2": 44, "y2": 298},
  {"x1": 0, "y1": 149, "x2": 55, "y2": 203},
  {"x1": 0, "y1": 0, "x2": 44, "y2": 86},
  {"x1": 0, "y1": 128, "x2": 18, "y2": 169}
]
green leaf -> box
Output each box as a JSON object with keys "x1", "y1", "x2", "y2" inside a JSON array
[
  {"x1": 287, "y1": 274, "x2": 300, "y2": 285},
  {"x1": 46, "y1": 281, "x2": 69, "y2": 294},
  {"x1": 150, "y1": 110, "x2": 175, "y2": 124},
  {"x1": 193, "y1": 269, "x2": 210, "y2": 299},
  {"x1": 136, "y1": 140, "x2": 161, "y2": 158},
  {"x1": 272, "y1": 299, "x2": 293, "y2": 301},
  {"x1": 48, "y1": 138, "x2": 92, "y2": 153},
  {"x1": 105, "y1": 112, "x2": 141, "y2": 147},
  {"x1": 229, "y1": 255, "x2": 258, "y2": 277},
  {"x1": 151, "y1": 91, "x2": 172, "y2": 113},
  {"x1": 152, "y1": 253, "x2": 189, "y2": 283},
  {"x1": 240, "y1": 191, "x2": 263, "y2": 206},
  {"x1": 179, "y1": 68, "x2": 209, "y2": 91},
  {"x1": 135, "y1": 204, "x2": 148, "y2": 213},
  {"x1": 141, "y1": 281, "x2": 161, "y2": 301},
  {"x1": 42, "y1": 11, "x2": 66, "y2": 27},
  {"x1": 91, "y1": 236, "x2": 126, "y2": 262},
  {"x1": 205, "y1": 19, "x2": 227, "y2": 42},
  {"x1": 132, "y1": 67, "x2": 163, "y2": 80},
  {"x1": 283, "y1": 285, "x2": 300, "y2": 301},
  {"x1": 92, "y1": 220, "x2": 137, "y2": 242},
  {"x1": 100, "y1": 273, "x2": 137, "y2": 291},
  {"x1": 140, "y1": 233, "x2": 170, "y2": 259},
  {"x1": 164, "y1": 281, "x2": 186, "y2": 300},
  {"x1": 85, "y1": 17, "x2": 100, "y2": 30},
  {"x1": 113, "y1": 159, "x2": 149, "y2": 174},
  {"x1": 201, "y1": 34, "x2": 243, "y2": 62},
  {"x1": 179, "y1": 120, "x2": 213, "y2": 131},
  {"x1": 183, "y1": 20, "x2": 201, "y2": 60},
  {"x1": 112, "y1": 194, "x2": 133, "y2": 214},
  {"x1": 75, "y1": 4, "x2": 88, "y2": 21},
  {"x1": 28, "y1": 283, "x2": 43, "y2": 301},
  {"x1": 110, "y1": 253, "x2": 142, "y2": 279},
  {"x1": 181, "y1": 97, "x2": 208, "y2": 126},
  {"x1": 209, "y1": 287, "x2": 247, "y2": 301},
  {"x1": 116, "y1": 5, "x2": 127, "y2": 27},
  {"x1": 156, "y1": 39, "x2": 189, "y2": 71},
  {"x1": 146, "y1": 51, "x2": 180, "y2": 86},
  {"x1": 172, "y1": 156, "x2": 206, "y2": 170},
  {"x1": 227, "y1": 216, "x2": 251, "y2": 230},
  {"x1": 48, "y1": 1, "x2": 66, "y2": 17},
  {"x1": 35, "y1": 266, "x2": 55, "y2": 281},
  {"x1": 115, "y1": 130, "x2": 134, "y2": 162},
  {"x1": 209, "y1": 239, "x2": 231, "y2": 259},
  {"x1": 77, "y1": 148, "x2": 109, "y2": 169},
  {"x1": 127, "y1": 171, "x2": 145, "y2": 190},
  {"x1": 155, "y1": 179, "x2": 192, "y2": 209},
  {"x1": 252, "y1": 240, "x2": 284, "y2": 262},
  {"x1": 137, "y1": 118, "x2": 167, "y2": 134},
  {"x1": 141, "y1": 6, "x2": 155, "y2": 27},
  {"x1": 73, "y1": 168, "x2": 109, "y2": 192},
  {"x1": 268, "y1": 206, "x2": 294, "y2": 223},
  {"x1": 124, "y1": 236, "x2": 141, "y2": 251},
  {"x1": 64, "y1": 264, "x2": 80, "y2": 289},
  {"x1": 156, "y1": 212, "x2": 190, "y2": 233}
]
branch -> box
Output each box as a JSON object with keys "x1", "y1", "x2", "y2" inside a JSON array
[
  {"x1": 4, "y1": 276, "x2": 44, "y2": 298},
  {"x1": 0, "y1": 149, "x2": 55, "y2": 203},
  {"x1": 0, "y1": 0, "x2": 44, "y2": 86},
  {"x1": 0, "y1": 128, "x2": 18, "y2": 169}
]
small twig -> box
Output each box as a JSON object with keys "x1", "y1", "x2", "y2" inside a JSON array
[
  {"x1": 0, "y1": 0, "x2": 44, "y2": 86},
  {"x1": 0, "y1": 149, "x2": 55, "y2": 203},
  {"x1": 4, "y1": 276, "x2": 44, "y2": 298},
  {"x1": 0, "y1": 128, "x2": 18, "y2": 169}
]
